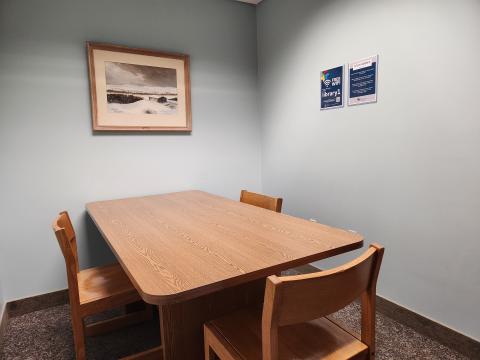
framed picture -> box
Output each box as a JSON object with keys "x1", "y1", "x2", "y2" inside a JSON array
[
  {"x1": 348, "y1": 55, "x2": 378, "y2": 106},
  {"x1": 87, "y1": 42, "x2": 191, "y2": 132}
]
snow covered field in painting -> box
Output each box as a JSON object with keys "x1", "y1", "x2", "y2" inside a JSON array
[
  {"x1": 108, "y1": 99, "x2": 176, "y2": 114},
  {"x1": 107, "y1": 84, "x2": 178, "y2": 115},
  {"x1": 105, "y1": 62, "x2": 178, "y2": 115}
]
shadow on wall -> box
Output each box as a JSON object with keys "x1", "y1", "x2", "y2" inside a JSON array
[
  {"x1": 258, "y1": 0, "x2": 340, "y2": 65},
  {"x1": 82, "y1": 212, "x2": 117, "y2": 267}
]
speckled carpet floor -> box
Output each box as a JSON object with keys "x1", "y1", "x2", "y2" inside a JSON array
[{"x1": 0, "y1": 301, "x2": 470, "y2": 360}]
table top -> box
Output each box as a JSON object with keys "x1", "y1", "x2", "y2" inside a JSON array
[{"x1": 86, "y1": 191, "x2": 363, "y2": 305}]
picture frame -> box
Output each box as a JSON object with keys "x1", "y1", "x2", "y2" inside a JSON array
[
  {"x1": 87, "y1": 42, "x2": 192, "y2": 132},
  {"x1": 348, "y1": 55, "x2": 378, "y2": 106}
]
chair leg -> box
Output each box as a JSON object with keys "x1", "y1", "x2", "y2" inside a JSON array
[
  {"x1": 204, "y1": 326, "x2": 216, "y2": 360},
  {"x1": 203, "y1": 324, "x2": 240, "y2": 360},
  {"x1": 70, "y1": 312, "x2": 86, "y2": 360},
  {"x1": 204, "y1": 343, "x2": 216, "y2": 360}
]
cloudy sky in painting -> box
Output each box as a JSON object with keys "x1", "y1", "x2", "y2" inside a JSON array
[{"x1": 105, "y1": 62, "x2": 177, "y2": 88}]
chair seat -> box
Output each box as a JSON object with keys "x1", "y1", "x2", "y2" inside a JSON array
[
  {"x1": 78, "y1": 263, "x2": 141, "y2": 316},
  {"x1": 206, "y1": 307, "x2": 368, "y2": 360}
]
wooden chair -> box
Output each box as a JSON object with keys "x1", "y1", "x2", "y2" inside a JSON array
[
  {"x1": 240, "y1": 190, "x2": 283, "y2": 213},
  {"x1": 52, "y1": 211, "x2": 153, "y2": 360},
  {"x1": 204, "y1": 243, "x2": 384, "y2": 360}
]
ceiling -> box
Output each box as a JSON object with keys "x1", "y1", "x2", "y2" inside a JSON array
[{"x1": 235, "y1": 0, "x2": 263, "y2": 4}]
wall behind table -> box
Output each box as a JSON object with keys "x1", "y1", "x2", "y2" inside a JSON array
[
  {"x1": 0, "y1": 0, "x2": 261, "y2": 301},
  {"x1": 257, "y1": 0, "x2": 480, "y2": 340},
  {"x1": 0, "y1": 277, "x2": 4, "y2": 319}
]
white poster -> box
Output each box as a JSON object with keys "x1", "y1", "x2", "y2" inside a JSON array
[{"x1": 348, "y1": 55, "x2": 378, "y2": 106}]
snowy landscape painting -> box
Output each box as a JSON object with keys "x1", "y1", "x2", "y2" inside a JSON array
[
  {"x1": 105, "y1": 62, "x2": 178, "y2": 115},
  {"x1": 88, "y1": 42, "x2": 191, "y2": 131}
]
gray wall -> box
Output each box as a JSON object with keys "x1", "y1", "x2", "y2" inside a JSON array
[
  {"x1": 0, "y1": 0, "x2": 261, "y2": 301},
  {"x1": 0, "y1": 277, "x2": 4, "y2": 318},
  {"x1": 257, "y1": 0, "x2": 480, "y2": 340}
]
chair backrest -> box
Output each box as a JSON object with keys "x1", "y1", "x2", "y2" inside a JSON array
[
  {"x1": 52, "y1": 211, "x2": 81, "y2": 303},
  {"x1": 262, "y1": 243, "x2": 384, "y2": 360},
  {"x1": 240, "y1": 190, "x2": 283, "y2": 213}
]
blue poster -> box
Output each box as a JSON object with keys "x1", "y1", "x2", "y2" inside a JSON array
[
  {"x1": 321, "y1": 65, "x2": 344, "y2": 110},
  {"x1": 348, "y1": 55, "x2": 378, "y2": 106}
]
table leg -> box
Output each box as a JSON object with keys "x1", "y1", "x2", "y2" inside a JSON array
[{"x1": 160, "y1": 278, "x2": 265, "y2": 360}]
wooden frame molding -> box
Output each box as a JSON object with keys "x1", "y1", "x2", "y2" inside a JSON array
[{"x1": 87, "y1": 42, "x2": 192, "y2": 132}]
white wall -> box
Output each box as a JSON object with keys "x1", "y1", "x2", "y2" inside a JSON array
[
  {"x1": 0, "y1": 0, "x2": 261, "y2": 301},
  {"x1": 0, "y1": 276, "x2": 4, "y2": 320},
  {"x1": 257, "y1": 0, "x2": 480, "y2": 340}
]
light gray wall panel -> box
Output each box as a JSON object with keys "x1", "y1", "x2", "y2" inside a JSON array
[
  {"x1": 0, "y1": 0, "x2": 261, "y2": 301},
  {"x1": 257, "y1": 0, "x2": 480, "y2": 340}
]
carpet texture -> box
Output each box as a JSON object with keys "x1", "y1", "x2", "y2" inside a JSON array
[{"x1": 0, "y1": 301, "x2": 471, "y2": 359}]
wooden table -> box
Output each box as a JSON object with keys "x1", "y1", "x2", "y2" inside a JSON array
[{"x1": 87, "y1": 190, "x2": 363, "y2": 360}]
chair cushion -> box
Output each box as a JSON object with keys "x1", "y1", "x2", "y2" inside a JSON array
[{"x1": 206, "y1": 306, "x2": 368, "y2": 360}]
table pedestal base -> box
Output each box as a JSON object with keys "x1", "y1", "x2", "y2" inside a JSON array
[{"x1": 160, "y1": 278, "x2": 266, "y2": 360}]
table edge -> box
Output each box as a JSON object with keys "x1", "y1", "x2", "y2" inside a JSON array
[{"x1": 139, "y1": 239, "x2": 364, "y2": 305}]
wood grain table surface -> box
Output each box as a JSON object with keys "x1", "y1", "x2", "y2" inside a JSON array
[{"x1": 86, "y1": 190, "x2": 364, "y2": 306}]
